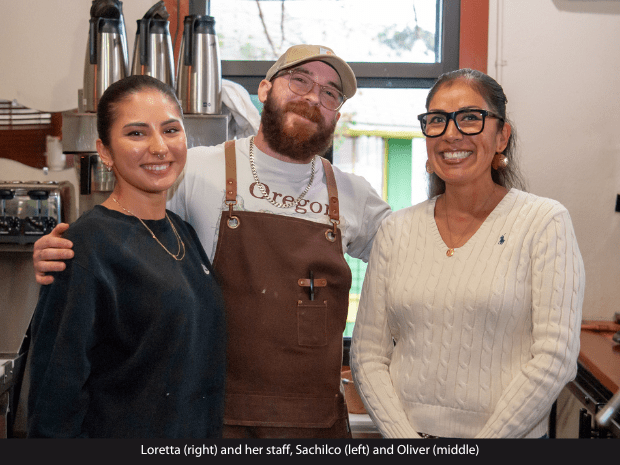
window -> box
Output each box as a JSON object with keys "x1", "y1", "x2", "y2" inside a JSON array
[
  {"x1": 213, "y1": 0, "x2": 459, "y2": 93},
  {"x1": 211, "y1": 0, "x2": 460, "y2": 337}
]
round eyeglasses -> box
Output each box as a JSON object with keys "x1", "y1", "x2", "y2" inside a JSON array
[
  {"x1": 417, "y1": 109, "x2": 504, "y2": 138},
  {"x1": 277, "y1": 69, "x2": 346, "y2": 111}
]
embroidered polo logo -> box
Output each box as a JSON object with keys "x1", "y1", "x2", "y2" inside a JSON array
[{"x1": 499, "y1": 235, "x2": 506, "y2": 245}]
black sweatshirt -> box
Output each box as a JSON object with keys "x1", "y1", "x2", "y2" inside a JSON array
[{"x1": 27, "y1": 206, "x2": 226, "y2": 438}]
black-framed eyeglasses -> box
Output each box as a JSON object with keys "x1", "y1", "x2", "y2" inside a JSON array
[
  {"x1": 417, "y1": 109, "x2": 504, "y2": 137},
  {"x1": 276, "y1": 69, "x2": 346, "y2": 111}
]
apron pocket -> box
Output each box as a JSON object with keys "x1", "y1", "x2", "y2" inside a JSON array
[{"x1": 297, "y1": 301, "x2": 328, "y2": 347}]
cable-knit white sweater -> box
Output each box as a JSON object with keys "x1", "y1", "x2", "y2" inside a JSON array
[{"x1": 350, "y1": 189, "x2": 585, "y2": 438}]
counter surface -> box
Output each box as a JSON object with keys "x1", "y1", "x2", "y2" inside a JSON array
[
  {"x1": 566, "y1": 321, "x2": 620, "y2": 438},
  {"x1": 579, "y1": 322, "x2": 620, "y2": 393}
]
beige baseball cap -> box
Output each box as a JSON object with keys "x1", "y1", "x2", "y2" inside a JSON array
[{"x1": 265, "y1": 44, "x2": 357, "y2": 99}]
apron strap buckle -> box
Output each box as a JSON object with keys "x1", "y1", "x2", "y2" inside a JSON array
[
  {"x1": 325, "y1": 219, "x2": 339, "y2": 242},
  {"x1": 225, "y1": 201, "x2": 240, "y2": 229}
]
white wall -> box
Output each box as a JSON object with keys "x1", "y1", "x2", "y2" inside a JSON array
[
  {"x1": 488, "y1": 0, "x2": 620, "y2": 320},
  {"x1": 1, "y1": 0, "x2": 156, "y2": 112}
]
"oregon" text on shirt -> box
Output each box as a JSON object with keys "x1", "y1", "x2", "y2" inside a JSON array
[{"x1": 249, "y1": 182, "x2": 330, "y2": 215}]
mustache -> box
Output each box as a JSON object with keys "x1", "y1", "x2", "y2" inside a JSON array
[{"x1": 284, "y1": 101, "x2": 322, "y2": 124}]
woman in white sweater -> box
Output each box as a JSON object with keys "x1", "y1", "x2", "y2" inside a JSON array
[{"x1": 350, "y1": 69, "x2": 585, "y2": 439}]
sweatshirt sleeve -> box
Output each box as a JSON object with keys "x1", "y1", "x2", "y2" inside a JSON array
[
  {"x1": 350, "y1": 215, "x2": 421, "y2": 438},
  {"x1": 475, "y1": 208, "x2": 585, "y2": 438},
  {"x1": 27, "y1": 260, "x2": 107, "y2": 438}
]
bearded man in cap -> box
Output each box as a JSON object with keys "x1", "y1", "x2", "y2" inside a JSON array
[{"x1": 33, "y1": 45, "x2": 392, "y2": 438}]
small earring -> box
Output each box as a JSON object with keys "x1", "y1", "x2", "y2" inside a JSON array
[
  {"x1": 426, "y1": 161, "x2": 434, "y2": 174},
  {"x1": 492, "y1": 153, "x2": 508, "y2": 170}
]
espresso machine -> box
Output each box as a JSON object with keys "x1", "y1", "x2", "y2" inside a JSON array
[
  {"x1": 0, "y1": 181, "x2": 75, "y2": 244},
  {"x1": 0, "y1": 179, "x2": 76, "y2": 437},
  {"x1": 63, "y1": 0, "x2": 228, "y2": 217}
]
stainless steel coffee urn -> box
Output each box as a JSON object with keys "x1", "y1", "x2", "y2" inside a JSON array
[
  {"x1": 131, "y1": 1, "x2": 175, "y2": 88},
  {"x1": 176, "y1": 14, "x2": 222, "y2": 115},
  {"x1": 82, "y1": 0, "x2": 129, "y2": 113},
  {"x1": 175, "y1": 4, "x2": 228, "y2": 148}
]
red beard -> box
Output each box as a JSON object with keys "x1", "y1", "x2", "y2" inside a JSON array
[{"x1": 260, "y1": 89, "x2": 337, "y2": 162}]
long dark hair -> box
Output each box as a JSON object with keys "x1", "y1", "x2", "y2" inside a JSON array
[
  {"x1": 97, "y1": 75, "x2": 183, "y2": 147},
  {"x1": 425, "y1": 69, "x2": 526, "y2": 198}
]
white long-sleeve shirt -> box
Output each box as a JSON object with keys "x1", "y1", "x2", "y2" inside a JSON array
[{"x1": 350, "y1": 189, "x2": 585, "y2": 438}]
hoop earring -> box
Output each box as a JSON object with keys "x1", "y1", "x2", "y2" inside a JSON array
[
  {"x1": 426, "y1": 161, "x2": 434, "y2": 174},
  {"x1": 492, "y1": 153, "x2": 508, "y2": 170}
]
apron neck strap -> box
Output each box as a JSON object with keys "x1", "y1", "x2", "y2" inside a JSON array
[
  {"x1": 224, "y1": 139, "x2": 340, "y2": 225},
  {"x1": 320, "y1": 157, "x2": 340, "y2": 224},
  {"x1": 224, "y1": 141, "x2": 237, "y2": 206}
]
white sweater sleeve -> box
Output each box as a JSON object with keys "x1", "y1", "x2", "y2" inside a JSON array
[
  {"x1": 475, "y1": 209, "x2": 585, "y2": 438},
  {"x1": 350, "y1": 215, "x2": 421, "y2": 438}
]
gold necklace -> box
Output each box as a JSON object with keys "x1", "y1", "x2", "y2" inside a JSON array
[
  {"x1": 112, "y1": 197, "x2": 186, "y2": 261},
  {"x1": 443, "y1": 186, "x2": 496, "y2": 257}
]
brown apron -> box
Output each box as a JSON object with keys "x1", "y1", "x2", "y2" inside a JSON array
[{"x1": 212, "y1": 141, "x2": 352, "y2": 438}]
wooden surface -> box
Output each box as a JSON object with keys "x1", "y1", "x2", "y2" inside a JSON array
[{"x1": 579, "y1": 322, "x2": 620, "y2": 393}]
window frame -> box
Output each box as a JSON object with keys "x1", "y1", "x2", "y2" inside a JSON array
[{"x1": 221, "y1": 0, "x2": 460, "y2": 93}]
